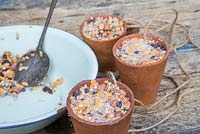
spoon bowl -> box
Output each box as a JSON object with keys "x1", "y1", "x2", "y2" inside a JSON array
[
  {"x1": 14, "y1": 50, "x2": 49, "y2": 86},
  {"x1": 14, "y1": 0, "x2": 57, "y2": 86}
]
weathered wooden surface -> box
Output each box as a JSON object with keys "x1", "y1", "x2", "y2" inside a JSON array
[{"x1": 0, "y1": 0, "x2": 200, "y2": 134}]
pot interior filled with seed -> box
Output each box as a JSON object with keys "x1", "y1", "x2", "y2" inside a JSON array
[
  {"x1": 80, "y1": 15, "x2": 127, "y2": 72},
  {"x1": 0, "y1": 51, "x2": 25, "y2": 96},
  {"x1": 112, "y1": 34, "x2": 170, "y2": 105},
  {"x1": 81, "y1": 16, "x2": 125, "y2": 41},
  {"x1": 67, "y1": 78, "x2": 134, "y2": 134},
  {"x1": 114, "y1": 34, "x2": 168, "y2": 65}
]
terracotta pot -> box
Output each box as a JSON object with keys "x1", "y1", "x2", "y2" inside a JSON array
[
  {"x1": 66, "y1": 78, "x2": 134, "y2": 134},
  {"x1": 80, "y1": 15, "x2": 127, "y2": 72},
  {"x1": 113, "y1": 34, "x2": 170, "y2": 105}
]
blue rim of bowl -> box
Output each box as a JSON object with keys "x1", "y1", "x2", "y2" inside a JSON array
[{"x1": 0, "y1": 25, "x2": 98, "y2": 129}]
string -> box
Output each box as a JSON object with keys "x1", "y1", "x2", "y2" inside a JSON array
[{"x1": 127, "y1": 9, "x2": 199, "y2": 133}]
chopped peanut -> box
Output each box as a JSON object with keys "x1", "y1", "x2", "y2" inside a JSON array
[
  {"x1": 0, "y1": 88, "x2": 5, "y2": 96},
  {"x1": 21, "y1": 82, "x2": 29, "y2": 87}
]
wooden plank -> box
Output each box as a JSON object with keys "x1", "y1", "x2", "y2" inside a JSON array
[
  {"x1": 33, "y1": 46, "x2": 200, "y2": 134},
  {"x1": 0, "y1": 0, "x2": 199, "y2": 133},
  {"x1": 129, "y1": 48, "x2": 200, "y2": 134}
]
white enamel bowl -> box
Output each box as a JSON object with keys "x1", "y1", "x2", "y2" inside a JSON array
[{"x1": 0, "y1": 25, "x2": 98, "y2": 134}]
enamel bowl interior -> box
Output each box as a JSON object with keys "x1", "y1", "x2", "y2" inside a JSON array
[{"x1": 0, "y1": 25, "x2": 98, "y2": 130}]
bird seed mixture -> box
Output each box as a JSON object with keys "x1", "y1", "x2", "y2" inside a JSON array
[
  {"x1": 82, "y1": 16, "x2": 124, "y2": 41},
  {"x1": 69, "y1": 80, "x2": 131, "y2": 123},
  {"x1": 115, "y1": 38, "x2": 167, "y2": 65},
  {"x1": 0, "y1": 51, "x2": 24, "y2": 96},
  {"x1": 0, "y1": 51, "x2": 64, "y2": 96}
]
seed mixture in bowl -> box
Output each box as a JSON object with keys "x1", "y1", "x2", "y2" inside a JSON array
[
  {"x1": 0, "y1": 51, "x2": 64, "y2": 96},
  {"x1": 115, "y1": 38, "x2": 167, "y2": 65},
  {"x1": 0, "y1": 51, "x2": 24, "y2": 96},
  {"x1": 69, "y1": 80, "x2": 131, "y2": 123},
  {"x1": 82, "y1": 16, "x2": 124, "y2": 41}
]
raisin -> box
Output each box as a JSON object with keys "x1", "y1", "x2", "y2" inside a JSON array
[
  {"x1": 150, "y1": 43, "x2": 159, "y2": 48},
  {"x1": 73, "y1": 90, "x2": 81, "y2": 97},
  {"x1": 116, "y1": 101, "x2": 122, "y2": 108},
  {"x1": 0, "y1": 72, "x2": 4, "y2": 77},
  {"x1": 134, "y1": 51, "x2": 139, "y2": 54},
  {"x1": 160, "y1": 45, "x2": 166, "y2": 51},
  {"x1": 151, "y1": 55, "x2": 156, "y2": 60},
  {"x1": 84, "y1": 88, "x2": 89, "y2": 93},
  {"x1": 43, "y1": 86, "x2": 52, "y2": 94}
]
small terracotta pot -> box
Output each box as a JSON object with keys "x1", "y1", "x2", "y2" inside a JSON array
[
  {"x1": 66, "y1": 78, "x2": 134, "y2": 134},
  {"x1": 113, "y1": 34, "x2": 170, "y2": 105},
  {"x1": 80, "y1": 15, "x2": 127, "y2": 72}
]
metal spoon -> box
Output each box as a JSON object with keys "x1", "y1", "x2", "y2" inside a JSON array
[{"x1": 14, "y1": 0, "x2": 58, "y2": 87}]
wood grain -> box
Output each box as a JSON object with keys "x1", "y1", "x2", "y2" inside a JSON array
[{"x1": 0, "y1": 0, "x2": 199, "y2": 133}]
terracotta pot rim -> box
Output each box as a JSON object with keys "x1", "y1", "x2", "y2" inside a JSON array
[
  {"x1": 112, "y1": 33, "x2": 170, "y2": 68},
  {"x1": 80, "y1": 14, "x2": 127, "y2": 43},
  {"x1": 66, "y1": 78, "x2": 134, "y2": 126}
]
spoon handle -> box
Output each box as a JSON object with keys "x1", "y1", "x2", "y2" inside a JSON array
[{"x1": 37, "y1": 0, "x2": 58, "y2": 50}]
